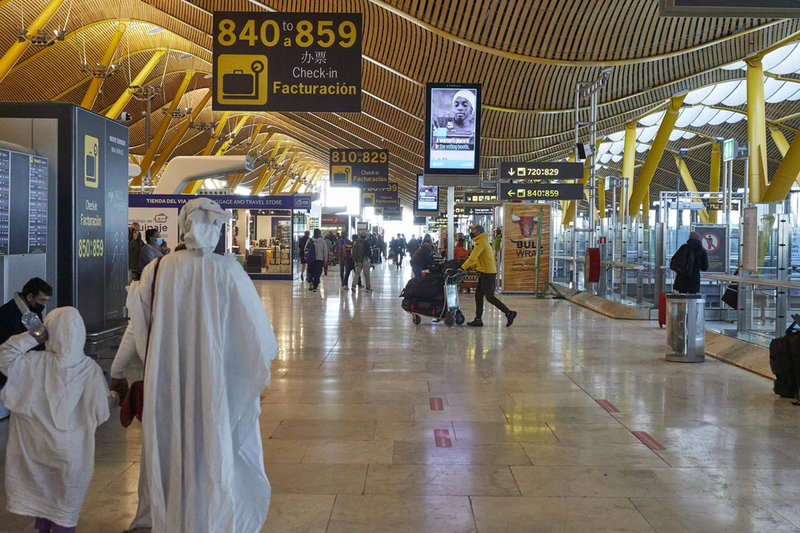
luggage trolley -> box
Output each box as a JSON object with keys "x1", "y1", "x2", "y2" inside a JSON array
[{"x1": 406, "y1": 268, "x2": 466, "y2": 327}]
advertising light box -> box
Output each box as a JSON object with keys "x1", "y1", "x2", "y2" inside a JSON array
[
  {"x1": 424, "y1": 82, "x2": 481, "y2": 184},
  {"x1": 212, "y1": 12, "x2": 362, "y2": 112},
  {"x1": 416, "y1": 175, "x2": 439, "y2": 214}
]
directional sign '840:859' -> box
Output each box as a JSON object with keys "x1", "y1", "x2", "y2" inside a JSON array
[{"x1": 213, "y1": 12, "x2": 362, "y2": 112}]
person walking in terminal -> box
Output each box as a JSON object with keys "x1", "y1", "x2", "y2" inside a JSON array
[
  {"x1": 298, "y1": 230, "x2": 310, "y2": 282},
  {"x1": 0, "y1": 307, "x2": 110, "y2": 533},
  {"x1": 0, "y1": 278, "x2": 51, "y2": 389},
  {"x1": 352, "y1": 231, "x2": 373, "y2": 292},
  {"x1": 410, "y1": 234, "x2": 435, "y2": 280},
  {"x1": 128, "y1": 222, "x2": 145, "y2": 282},
  {"x1": 672, "y1": 231, "x2": 709, "y2": 294},
  {"x1": 110, "y1": 198, "x2": 279, "y2": 533},
  {"x1": 307, "y1": 229, "x2": 329, "y2": 292},
  {"x1": 462, "y1": 224, "x2": 517, "y2": 328},
  {"x1": 139, "y1": 229, "x2": 165, "y2": 271},
  {"x1": 406, "y1": 235, "x2": 419, "y2": 259}
]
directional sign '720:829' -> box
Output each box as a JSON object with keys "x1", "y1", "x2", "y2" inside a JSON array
[{"x1": 213, "y1": 12, "x2": 362, "y2": 112}]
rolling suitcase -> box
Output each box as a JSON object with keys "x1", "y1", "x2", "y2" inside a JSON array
[{"x1": 658, "y1": 292, "x2": 667, "y2": 328}]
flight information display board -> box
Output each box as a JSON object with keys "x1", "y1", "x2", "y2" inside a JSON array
[
  {"x1": 0, "y1": 149, "x2": 48, "y2": 256},
  {"x1": 329, "y1": 148, "x2": 389, "y2": 188}
]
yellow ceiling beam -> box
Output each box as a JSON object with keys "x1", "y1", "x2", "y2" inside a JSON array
[
  {"x1": 214, "y1": 114, "x2": 251, "y2": 156},
  {"x1": 182, "y1": 111, "x2": 233, "y2": 194},
  {"x1": 0, "y1": 0, "x2": 68, "y2": 83},
  {"x1": 105, "y1": 49, "x2": 167, "y2": 119},
  {"x1": 746, "y1": 57, "x2": 769, "y2": 203},
  {"x1": 250, "y1": 142, "x2": 287, "y2": 195},
  {"x1": 81, "y1": 23, "x2": 127, "y2": 110},
  {"x1": 762, "y1": 125, "x2": 800, "y2": 202},
  {"x1": 628, "y1": 93, "x2": 686, "y2": 216},
  {"x1": 148, "y1": 88, "x2": 212, "y2": 180},
  {"x1": 271, "y1": 155, "x2": 300, "y2": 196},
  {"x1": 131, "y1": 70, "x2": 194, "y2": 187},
  {"x1": 673, "y1": 154, "x2": 710, "y2": 224},
  {"x1": 227, "y1": 126, "x2": 266, "y2": 188}
]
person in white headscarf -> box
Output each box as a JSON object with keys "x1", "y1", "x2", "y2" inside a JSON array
[
  {"x1": 111, "y1": 197, "x2": 279, "y2": 533},
  {"x1": 0, "y1": 307, "x2": 110, "y2": 532}
]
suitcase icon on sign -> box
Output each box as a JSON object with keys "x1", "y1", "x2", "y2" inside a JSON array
[
  {"x1": 332, "y1": 165, "x2": 352, "y2": 185},
  {"x1": 221, "y1": 60, "x2": 264, "y2": 100}
]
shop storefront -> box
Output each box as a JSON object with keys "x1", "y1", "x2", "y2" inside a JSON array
[{"x1": 129, "y1": 194, "x2": 312, "y2": 280}]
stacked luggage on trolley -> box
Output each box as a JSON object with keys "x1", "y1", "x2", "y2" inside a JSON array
[{"x1": 400, "y1": 259, "x2": 465, "y2": 327}]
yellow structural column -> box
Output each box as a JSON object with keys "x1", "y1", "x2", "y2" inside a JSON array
[
  {"x1": 628, "y1": 93, "x2": 686, "y2": 216},
  {"x1": 762, "y1": 128, "x2": 800, "y2": 202},
  {"x1": 0, "y1": 0, "x2": 68, "y2": 83},
  {"x1": 81, "y1": 23, "x2": 127, "y2": 110},
  {"x1": 148, "y1": 89, "x2": 212, "y2": 180},
  {"x1": 746, "y1": 56, "x2": 769, "y2": 203},
  {"x1": 131, "y1": 70, "x2": 193, "y2": 187},
  {"x1": 251, "y1": 142, "x2": 286, "y2": 195},
  {"x1": 214, "y1": 114, "x2": 251, "y2": 156},
  {"x1": 597, "y1": 177, "x2": 605, "y2": 218},
  {"x1": 105, "y1": 49, "x2": 167, "y2": 119},
  {"x1": 709, "y1": 141, "x2": 721, "y2": 223},
  {"x1": 673, "y1": 154, "x2": 710, "y2": 224},
  {"x1": 620, "y1": 122, "x2": 636, "y2": 218}
]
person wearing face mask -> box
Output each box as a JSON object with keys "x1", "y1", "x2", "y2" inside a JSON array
[
  {"x1": 139, "y1": 229, "x2": 166, "y2": 271},
  {"x1": 0, "y1": 277, "x2": 52, "y2": 389},
  {"x1": 461, "y1": 224, "x2": 517, "y2": 328}
]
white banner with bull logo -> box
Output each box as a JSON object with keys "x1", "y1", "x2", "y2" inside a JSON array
[{"x1": 502, "y1": 203, "x2": 551, "y2": 293}]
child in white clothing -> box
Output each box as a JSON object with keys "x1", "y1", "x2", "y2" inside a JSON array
[{"x1": 0, "y1": 307, "x2": 110, "y2": 532}]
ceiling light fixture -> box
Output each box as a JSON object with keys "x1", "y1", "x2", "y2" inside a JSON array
[
  {"x1": 146, "y1": 26, "x2": 165, "y2": 35},
  {"x1": 79, "y1": 62, "x2": 121, "y2": 79},
  {"x1": 18, "y1": 28, "x2": 65, "y2": 48}
]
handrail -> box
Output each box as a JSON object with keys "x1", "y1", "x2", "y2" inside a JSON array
[
  {"x1": 601, "y1": 260, "x2": 645, "y2": 270},
  {"x1": 703, "y1": 274, "x2": 800, "y2": 290}
]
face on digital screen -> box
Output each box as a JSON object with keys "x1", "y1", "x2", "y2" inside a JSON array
[{"x1": 428, "y1": 87, "x2": 478, "y2": 171}]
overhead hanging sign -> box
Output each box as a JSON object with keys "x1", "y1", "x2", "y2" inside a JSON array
[
  {"x1": 464, "y1": 190, "x2": 497, "y2": 203},
  {"x1": 499, "y1": 162, "x2": 583, "y2": 180},
  {"x1": 212, "y1": 12, "x2": 362, "y2": 112},
  {"x1": 362, "y1": 181, "x2": 398, "y2": 206},
  {"x1": 416, "y1": 175, "x2": 439, "y2": 212},
  {"x1": 376, "y1": 205, "x2": 402, "y2": 221},
  {"x1": 499, "y1": 183, "x2": 583, "y2": 201},
  {"x1": 329, "y1": 149, "x2": 389, "y2": 188},
  {"x1": 660, "y1": 0, "x2": 800, "y2": 17},
  {"x1": 424, "y1": 82, "x2": 481, "y2": 184}
]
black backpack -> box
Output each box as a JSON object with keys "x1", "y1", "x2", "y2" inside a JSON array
[
  {"x1": 670, "y1": 244, "x2": 695, "y2": 278},
  {"x1": 769, "y1": 330, "x2": 800, "y2": 403}
]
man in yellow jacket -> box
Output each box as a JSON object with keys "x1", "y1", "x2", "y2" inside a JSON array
[{"x1": 461, "y1": 224, "x2": 517, "y2": 327}]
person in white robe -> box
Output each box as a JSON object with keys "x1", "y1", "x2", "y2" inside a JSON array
[
  {"x1": 0, "y1": 307, "x2": 110, "y2": 531},
  {"x1": 111, "y1": 197, "x2": 279, "y2": 533}
]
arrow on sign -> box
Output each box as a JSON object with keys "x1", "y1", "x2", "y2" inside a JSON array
[{"x1": 507, "y1": 168, "x2": 515, "y2": 176}]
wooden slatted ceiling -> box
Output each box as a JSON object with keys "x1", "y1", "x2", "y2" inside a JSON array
[{"x1": 4, "y1": 0, "x2": 800, "y2": 207}]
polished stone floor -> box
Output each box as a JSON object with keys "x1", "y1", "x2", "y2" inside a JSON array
[{"x1": 2, "y1": 262, "x2": 800, "y2": 532}]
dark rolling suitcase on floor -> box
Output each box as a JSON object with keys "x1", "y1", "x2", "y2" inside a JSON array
[
  {"x1": 658, "y1": 292, "x2": 667, "y2": 328},
  {"x1": 769, "y1": 315, "x2": 800, "y2": 402}
]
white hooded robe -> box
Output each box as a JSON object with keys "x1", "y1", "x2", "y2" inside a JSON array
[
  {"x1": 0, "y1": 307, "x2": 110, "y2": 527},
  {"x1": 118, "y1": 198, "x2": 279, "y2": 533}
]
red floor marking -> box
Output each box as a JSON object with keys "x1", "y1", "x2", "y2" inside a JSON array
[
  {"x1": 434, "y1": 429, "x2": 452, "y2": 448},
  {"x1": 632, "y1": 431, "x2": 666, "y2": 451},
  {"x1": 596, "y1": 399, "x2": 620, "y2": 413},
  {"x1": 430, "y1": 397, "x2": 444, "y2": 411}
]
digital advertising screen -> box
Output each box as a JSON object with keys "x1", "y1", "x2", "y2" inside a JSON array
[
  {"x1": 416, "y1": 175, "x2": 439, "y2": 213},
  {"x1": 424, "y1": 82, "x2": 481, "y2": 175}
]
